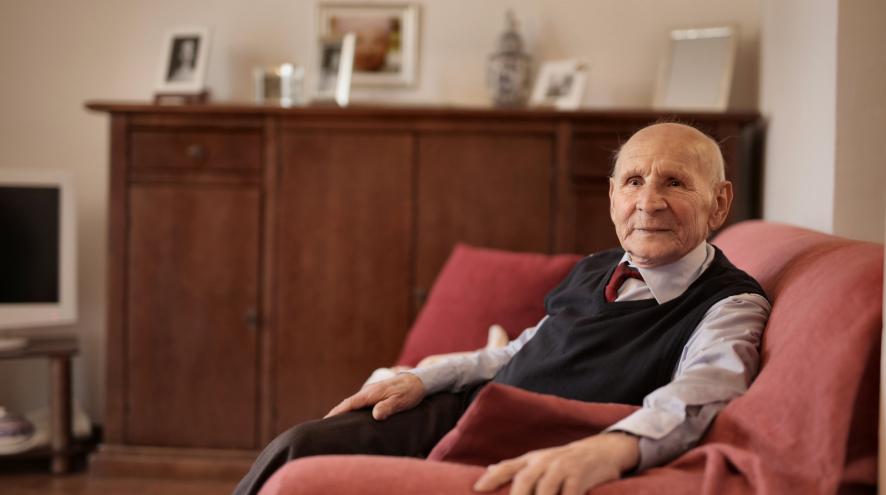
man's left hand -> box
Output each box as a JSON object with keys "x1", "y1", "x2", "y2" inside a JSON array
[{"x1": 472, "y1": 432, "x2": 640, "y2": 495}]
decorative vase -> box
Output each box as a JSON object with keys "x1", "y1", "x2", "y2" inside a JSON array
[
  {"x1": 487, "y1": 10, "x2": 532, "y2": 107},
  {"x1": 0, "y1": 407, "x2": 34, "y2": 448}
]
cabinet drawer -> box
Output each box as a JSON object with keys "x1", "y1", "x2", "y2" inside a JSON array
[{"x1": 130, "y1": 130, "x2": 261, "y2": 171}]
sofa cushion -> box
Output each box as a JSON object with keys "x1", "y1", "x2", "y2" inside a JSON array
[
  {"x1": 396, "y1": 244, "x2": 582, "y2": 366},
  {"x1": 259, "y1": 455, "x2": 494, "y2": 495},
  {"x1": 428, "y1": 383, "x2": 639, "y2": 465}
]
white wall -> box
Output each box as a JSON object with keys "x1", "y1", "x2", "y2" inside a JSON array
[
  {"x1": 0, "y1": 0, "x2": 761, "y2": 423},
  {"x1": 833, "y1": 0, "x2": 886, "y2": 243},
  {"x1": 759, "y1": 0, "x2": 837, "y2": 234},
  {"x1": 761, "y1": 0, "x2": 886, "y2": 242}
]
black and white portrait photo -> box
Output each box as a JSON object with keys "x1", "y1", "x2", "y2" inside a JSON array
[
  {"x1": 166, "y1": 36, "x2": 200, "y2": 83},
  {"x1": 157, "y1": 26, "x2": 210, "y2": 94}
]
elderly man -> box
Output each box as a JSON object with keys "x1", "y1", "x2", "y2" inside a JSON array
[{"x1": 234, "y1": 123, "x2": 770, "y2": 495}]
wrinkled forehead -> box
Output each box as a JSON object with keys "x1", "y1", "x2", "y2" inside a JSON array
[{"x1": 613, "y1": 130, "x2": 716, "y2": 178}]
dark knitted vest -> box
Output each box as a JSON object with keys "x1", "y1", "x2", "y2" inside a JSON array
[{"x1": 492, "y1": 246, "x2": 766, "y2": 406}]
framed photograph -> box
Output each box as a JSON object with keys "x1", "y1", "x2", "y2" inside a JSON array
[
  {"x1": 653, "y1": 26, "x2": 737, "y2": 111},
  {"x1": 530, "y1": 60, "x2": 588, "y2": 110},
  {"x1": 157, "y1": 26, "x2": 211, "y2": 94},
  {"x1": 254, "y1": 64, "x2": 306, "y2": 107},
  {"x1": 318, "y1": 3, "x2": 419, "y2": 87},
  {"x1": 315, "y1": 33, "x2": 356, "y2": 106}
]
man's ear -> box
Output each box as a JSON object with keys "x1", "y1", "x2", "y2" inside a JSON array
[
  {"x1": 608, "y1": 177, "x2": 615, "y2": 217},
  {"x1": 708, "y1": 181, "x2": 733, "y2": 231}
]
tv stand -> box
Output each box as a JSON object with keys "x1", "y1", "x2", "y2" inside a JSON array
[
  {"x1": 0, "y1": 336, "x2": 28, "y2": 352},
  {"x1": 0, "y1": 336, "x2": 79, "y2": 473}
]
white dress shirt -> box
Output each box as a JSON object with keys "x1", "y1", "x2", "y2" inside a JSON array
[{"x1": 407, "y1": 241, "x2": 771, "y2": 471}]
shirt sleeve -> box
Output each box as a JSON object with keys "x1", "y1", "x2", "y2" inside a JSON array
[
  {"x1": 407, "y1": 316, "x2": 546, "y2": 394},
  {"x1": 606, "y1": 292, "x2": 770, "y2": 471}
]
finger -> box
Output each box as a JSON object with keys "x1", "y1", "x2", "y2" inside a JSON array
[
  {"x1": 564, "y1": 465, "x2": 620, "y2": 495},
  {"x1": 372, "y1": 397, "x2": 399, "y2": 420},
  {"x1": 324, "y1": 397, "x2": 353, "y2": 418},
  {"x1": 325, "y1": 388, "x2": 377, "y2": 418},
  {"x1": 473, "y1": 459, "x2": 526, "y2": 492},
  {"x1": 509, "y1": 462, "x2": 547, "y2": 495},
  {"x1": 534, "y1": 465, "x2": 565, "y2": 495},
  {"x1": 560, "y1": 477, "x2": 583, "y2": 495}
]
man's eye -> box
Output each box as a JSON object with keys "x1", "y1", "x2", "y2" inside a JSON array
[
  {"x1": 627, "y1": 178, "x2": 642, "y2": 186},
  {"x1": 667, "y1": 179, "x2": 683, "y2": 187}
]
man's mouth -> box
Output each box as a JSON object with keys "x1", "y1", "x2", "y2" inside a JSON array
[{"x1": 634, "y1": 227, "x2": 671, "y2": 233}]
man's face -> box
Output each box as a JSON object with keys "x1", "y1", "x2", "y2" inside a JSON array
[
  {"x1": 608, "y1": 124, "x2": 732, "y2": 268},
  {"x1": 180, "y1": 40, "x2": 196, "y2": 63}
]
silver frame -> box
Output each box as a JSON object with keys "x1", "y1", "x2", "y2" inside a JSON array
[
  {"x1": 254, "y1": 64, "x2": 306, "y2": 107},
  {"x1": 653, "y1": 26, "x2": 737, "y2": 111}
]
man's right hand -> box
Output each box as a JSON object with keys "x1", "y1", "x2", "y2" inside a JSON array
[{"x1": 324, "y1": 373, "x2": 426, "y2": 421}]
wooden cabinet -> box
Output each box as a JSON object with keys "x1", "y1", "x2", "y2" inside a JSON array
[
  {"x1": 86, "y1": 103, "x2": 762, "y2": 478},
  {"x1": 416, "y1": 133, "x2": 554, "y2": 294},
  {"x1": 273, "y1": 129, "x2": 415, "y2": 430},
  {"x1": 126, "y1": 185, "x2": 260, "y2": 449}
]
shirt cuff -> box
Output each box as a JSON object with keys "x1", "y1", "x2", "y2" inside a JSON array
[
  {"x1": 404, "y1": 364, "x2": 454, "y2": 395},
  {"x1": 608, "y1": 403, "x2": 724, "y2": 472},
  {"x1": 604, "y1": 407, "x2": 684, "y2": 440}
]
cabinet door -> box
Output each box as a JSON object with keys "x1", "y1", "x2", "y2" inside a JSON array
[
  {"x1": 273, "y1": 130, "x2": 414, "y2": 430},
  {"x1": 416, "y1": 133, "x2": 554, "y2": 296},
  {"x1": 125, "y1": 185, "x2": 260, "y2": 449},
  {"x1": 570, "y1": 133, "x2": 623, "y2": 254}
]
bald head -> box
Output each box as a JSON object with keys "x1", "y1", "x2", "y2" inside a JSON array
[{"x1": 613, "y1": 123, "x2": 725, "y2": 185}]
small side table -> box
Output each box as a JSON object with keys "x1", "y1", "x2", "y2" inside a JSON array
[{"x1": 0, "y1": 336, "x2": 79, "y2": 473}]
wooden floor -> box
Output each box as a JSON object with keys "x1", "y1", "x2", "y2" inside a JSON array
[{"x1": 2, "y1": 470, "x2": 237, "y2": 495}]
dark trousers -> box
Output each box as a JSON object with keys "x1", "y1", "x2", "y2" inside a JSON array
[{"x1": 233, "y1": 388, "x2": 477, "y2": 495}]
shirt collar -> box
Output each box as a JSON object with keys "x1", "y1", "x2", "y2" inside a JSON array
[{"x1": 619, "y1": 241, "x2": 712, "y2": 304}]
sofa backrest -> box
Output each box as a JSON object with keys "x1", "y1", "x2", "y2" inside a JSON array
[{"x1": 396, "y1": 244, "x2": 583, "y2": 367}]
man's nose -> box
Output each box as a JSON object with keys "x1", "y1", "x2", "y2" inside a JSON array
[{"x1": 636, "y1": 185, "x2": 667, "y2": 212}]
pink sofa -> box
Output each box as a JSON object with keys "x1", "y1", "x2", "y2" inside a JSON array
[{"x1": 260, "y1": 221, "x2": 882, "y2": 495}]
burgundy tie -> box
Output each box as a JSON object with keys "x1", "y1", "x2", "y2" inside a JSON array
[{"x1": 605, "y1": 262, "x2": 644, "y2": 302}]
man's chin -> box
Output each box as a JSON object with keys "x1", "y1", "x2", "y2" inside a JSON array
[{"x1": 624, "y1": 246, "x2": 681, "y2": 267}]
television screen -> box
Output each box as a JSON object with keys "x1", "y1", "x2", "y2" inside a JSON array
[
  {"x1": 0, "y1": 169, "x2": 76, "y2": 330},
  {"x1": 0, "y1": 186, "x2": 61, "y2": 303}
]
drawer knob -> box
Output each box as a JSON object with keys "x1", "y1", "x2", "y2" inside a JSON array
[{"x1": 185, "y1": 144, "x2": 206, "y2": 160}]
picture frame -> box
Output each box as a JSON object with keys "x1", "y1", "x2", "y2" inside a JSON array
[
  {"x1": 653, "y1": 26, "x2": 737, "y2": 111},
  {"x1": 529, "y1": 59, "x2": 588, "y2": 110},
  {"x1": 315, "y1": 33, "x2": 356, "y2": 107},
  {"x1": 318, "y1": 3, "x2": 419, "y2": 87},
  {"x1": 156, "y1": 26, "x2": 211, "y2": 95},
  {"x1": 254, "y1": 64, "x2": 306, "y2": 107}
]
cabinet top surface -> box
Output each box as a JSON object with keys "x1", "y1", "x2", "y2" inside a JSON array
[{"x1": 85, "y1": 101, "x2": 759, "y2": 123}]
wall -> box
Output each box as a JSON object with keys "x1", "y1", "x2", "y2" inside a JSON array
[
  {"x1": 833, "y1": 0, "x2": 886, "y2": 243},
  {"x1": 759, "y1": 0, "x2": 837, "y2": 234},
  {"x1": 0, "y1": 0, "x2": 761, "y2": 423},
  {"x1": 760, "y1": 0, "x2": 886, "y2": 242}
]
